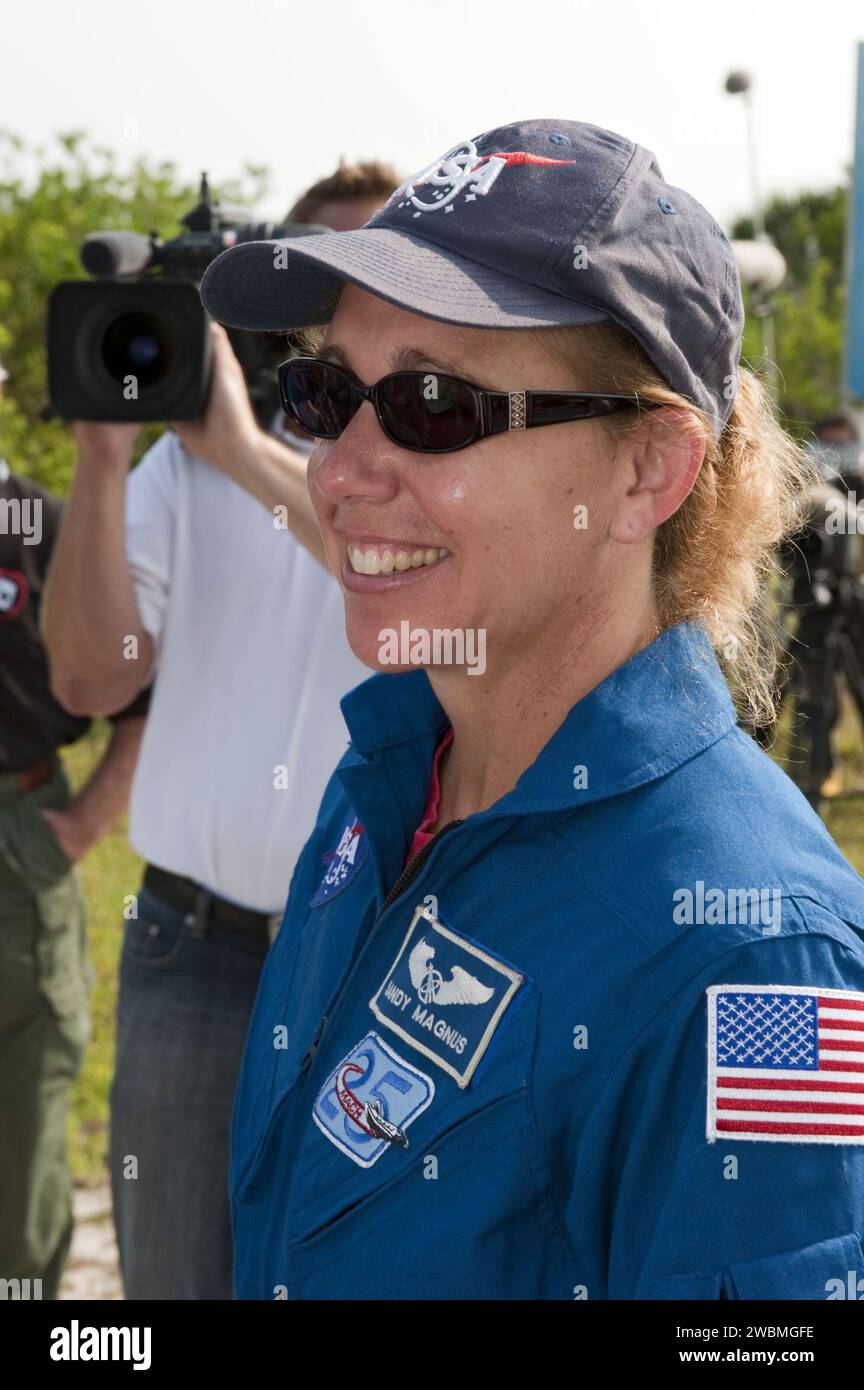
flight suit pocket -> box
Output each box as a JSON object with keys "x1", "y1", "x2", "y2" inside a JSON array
[
  {"x1": 286, "y1": 1085, "x2": 572, "y2": 1299},
  {"x1": 640, "y1": 1231, "x2": 864, "y2": 1300},
  {"x1": 271, "y1": 978, "x2": 575, "y2": 1298},
  {"x1": 725, "y1": 1230, "x2": 864, "y2": 1301}
]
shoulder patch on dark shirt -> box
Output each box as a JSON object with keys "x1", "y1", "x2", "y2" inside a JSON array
[{"x1": 0, "y1": 567, "x2": 28, "y2": 620}]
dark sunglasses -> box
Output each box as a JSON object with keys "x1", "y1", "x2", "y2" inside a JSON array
[{"x1": 278, "y1": 355, "x2": 657, "y2": 455}]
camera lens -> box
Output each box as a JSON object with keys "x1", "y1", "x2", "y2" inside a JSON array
[{"x1": 101, "y1": 312, "x2": 172, "y2": 389}]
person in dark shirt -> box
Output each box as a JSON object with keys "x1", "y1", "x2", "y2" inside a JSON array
[
  {"x1": 0, "y1": 401, "x2": 146, "y2": 1298},
  {"x1": 804, "y1": 412, "x2": 863, "y2": 494}
]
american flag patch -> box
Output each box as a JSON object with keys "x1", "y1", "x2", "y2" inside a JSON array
[{"x1": 707, "y1": 984, "x2": 864, "y2": 1144}]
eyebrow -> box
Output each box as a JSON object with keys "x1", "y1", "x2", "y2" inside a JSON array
[{"x1": 319, "y1": 341, "x2": 495, "y2": 388}]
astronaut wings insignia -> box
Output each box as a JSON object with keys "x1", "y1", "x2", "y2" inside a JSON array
[
  {"x1": 408, "y1": 937, "x2": 495, "y2": 1007},
  {"x1": 371, "y1": 905, "x2": 526, "y2": 1087}
]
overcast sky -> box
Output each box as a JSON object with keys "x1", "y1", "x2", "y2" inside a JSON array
[{"x1": 4, "y1": 0, "x2": 862, "y2": 228}]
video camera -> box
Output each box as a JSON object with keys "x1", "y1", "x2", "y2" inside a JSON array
[{"x1": 47, "y1": 174, "x2": 321, "y2": 425}]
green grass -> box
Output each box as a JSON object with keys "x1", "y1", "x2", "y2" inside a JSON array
[
  {"x1": 62, "y1": 701, "x2": 864, "y2": 1187},
  {"x1": 63, "y1": 722, "x2": 142, "y2": 1185}
]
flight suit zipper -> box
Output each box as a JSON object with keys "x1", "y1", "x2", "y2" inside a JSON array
[
  {"x1": 239, "y1": 818, "x2": 471, "y2": 1207},
  {"x1": 241, "y1": 812, "x2": 516, "y2": 1220},
  {"x1": 378, "y1": 818, "x2": 464, "y2": 915},
  {"x1": 240, "y1": 819, "x2": 470, "y2": 1218},
  {"x1": 298, "y1": 818, "x2": 464, "y2": 1077}
]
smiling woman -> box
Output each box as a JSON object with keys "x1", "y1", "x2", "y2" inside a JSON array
[
  {"x1": 199, "y1": 118, "x2": 864, "y2": 1302},
  {"x1": 293, "y1": 311, "x2": 812, "y2": 728}
]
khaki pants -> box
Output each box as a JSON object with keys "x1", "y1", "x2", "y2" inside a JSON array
[{"x1": 0, "y1": 766, "x2": 90, "y2": 1299}]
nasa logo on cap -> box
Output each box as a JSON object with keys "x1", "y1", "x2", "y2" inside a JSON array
[{"x1": 387, "y1": 136, "x2": 578, "y2": 219}]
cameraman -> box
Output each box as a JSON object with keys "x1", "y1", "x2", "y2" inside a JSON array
[{"x1": 42, "y1": 161, "x2": 398, "y2": 1300}]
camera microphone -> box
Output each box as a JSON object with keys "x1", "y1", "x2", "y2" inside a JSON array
[{"x1": 80, "y1": 231, "x2": 156, "y2": 279}]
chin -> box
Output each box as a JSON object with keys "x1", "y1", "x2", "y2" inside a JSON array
[
  {"x1": 345, "y1": 602, "x2": 489, "y2": 681},
  {"x1": 344, "y1": 610, "x2": 394, "y2": 672}
]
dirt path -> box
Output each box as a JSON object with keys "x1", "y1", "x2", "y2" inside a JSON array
[{"x1": 59, "y1": 1184, "x2": 123, "y2": 1300}]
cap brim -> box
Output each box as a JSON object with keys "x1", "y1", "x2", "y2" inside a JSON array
[{"x1": 200, "y1": 227, "x2": 605, "y2": 333}]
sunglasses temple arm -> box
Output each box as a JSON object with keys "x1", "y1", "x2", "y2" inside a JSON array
[
  {"x1": 483, "y1": 392, "x2": 516, "y2": 438},
  {"x1": 527, "y1": 394, "x2": 651, "y2": 426},
  {"x1": 483, "y1": 390, "x2": 648, "y2": 438}
]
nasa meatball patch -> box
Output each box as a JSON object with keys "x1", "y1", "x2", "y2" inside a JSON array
[
  {"x1": 370, "y1": 904, "x2": 524, "y2": 1088},
  {"x1": 309, "y1": 817, "x2": 368, "y2": 907}
]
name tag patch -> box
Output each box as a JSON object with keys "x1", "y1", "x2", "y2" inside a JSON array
[
  {"x1": 369, "y1": 904, "x2": 524, "y2": 1088},
  {"x1": 310, "y1": 817, "x2": 368, "y2": 907},
  {"x1": 313, "y1": 1031, "x2": 435, "y2": 1168}
]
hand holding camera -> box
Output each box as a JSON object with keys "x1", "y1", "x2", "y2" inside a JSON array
[
  {"x1": 72, "y1": 419, "x2": 142, "y2": 470},
  {"x1": 171, "y1": 322, "x2": 261, "y2": 479}
]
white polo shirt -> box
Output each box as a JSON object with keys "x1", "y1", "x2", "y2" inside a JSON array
[{"x1": 124, "y1": 430, "x2": 367, "y2": 913}]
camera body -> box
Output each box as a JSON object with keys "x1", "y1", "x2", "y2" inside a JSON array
[
  {"x1": 46, "y1": 176, "x2": 321, "y2": 424},
  {"x1": 48, "y1": 278, "x2": 210, "y2": 421}
]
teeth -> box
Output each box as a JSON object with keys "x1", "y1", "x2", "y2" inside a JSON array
[{"x1": 347, "y1": 544, "x2": 449, "y2": 576}]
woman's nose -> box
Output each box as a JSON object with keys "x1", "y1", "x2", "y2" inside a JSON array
[{"x1": 309, "y1": 404, "x2": 402, "y2": 504}]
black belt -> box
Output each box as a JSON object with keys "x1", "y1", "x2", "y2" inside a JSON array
[{"x1": 143, "y1": 864, "x2": 279, "y2": 943}]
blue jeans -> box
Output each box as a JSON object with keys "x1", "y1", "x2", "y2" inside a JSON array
[{"x1": 109, "y1": 885, "x2": 268, "y2": 1300}]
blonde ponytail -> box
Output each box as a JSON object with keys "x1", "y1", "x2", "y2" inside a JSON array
[{"x1": 534, "y1": 321, "x2": 816, "y2": 729}]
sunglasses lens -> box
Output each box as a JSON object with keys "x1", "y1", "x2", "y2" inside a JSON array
[
  {"x1": 378, "y1": 373, "x2": 479, "y2": 451},
  {"x1": 281, "y1": 360, "x2": 355, "y2": 438}
]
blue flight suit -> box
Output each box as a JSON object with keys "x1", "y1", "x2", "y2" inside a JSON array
[{"x1": 231, "y1": 622, "x2": 864, "y2": 1299}]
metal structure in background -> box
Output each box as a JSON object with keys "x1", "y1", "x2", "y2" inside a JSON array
[
  {"x1": 725, "y1": 58, "x2": 864, "y2": 805},
  {"x1": 845, "y1": 41, "x2": 864, "y2": 408},
  {"x1": 724, "y1": 69, "x2": 780, "y2": 398}
]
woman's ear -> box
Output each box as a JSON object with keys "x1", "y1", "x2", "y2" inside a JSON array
[{"x1": 609, "y1": 407, "x2": 705, "y2": 545}]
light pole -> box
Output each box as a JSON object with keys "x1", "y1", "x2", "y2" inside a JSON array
[{"x1": 725, "y1": 70, "x2": 779, "y2": 398}]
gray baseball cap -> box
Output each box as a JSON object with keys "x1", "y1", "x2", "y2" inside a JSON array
[{"x1": 200, "y1": 118, "x2": 744, "y2": 434}]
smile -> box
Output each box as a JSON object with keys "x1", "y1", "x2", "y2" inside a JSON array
[{"x1": 347, "y1": 543, "x2": 450, "y2": 576}]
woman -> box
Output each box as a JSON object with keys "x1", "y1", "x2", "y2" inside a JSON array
[{"x1": 201, "y1": 119, "x2": 864, "y2": 1300}]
